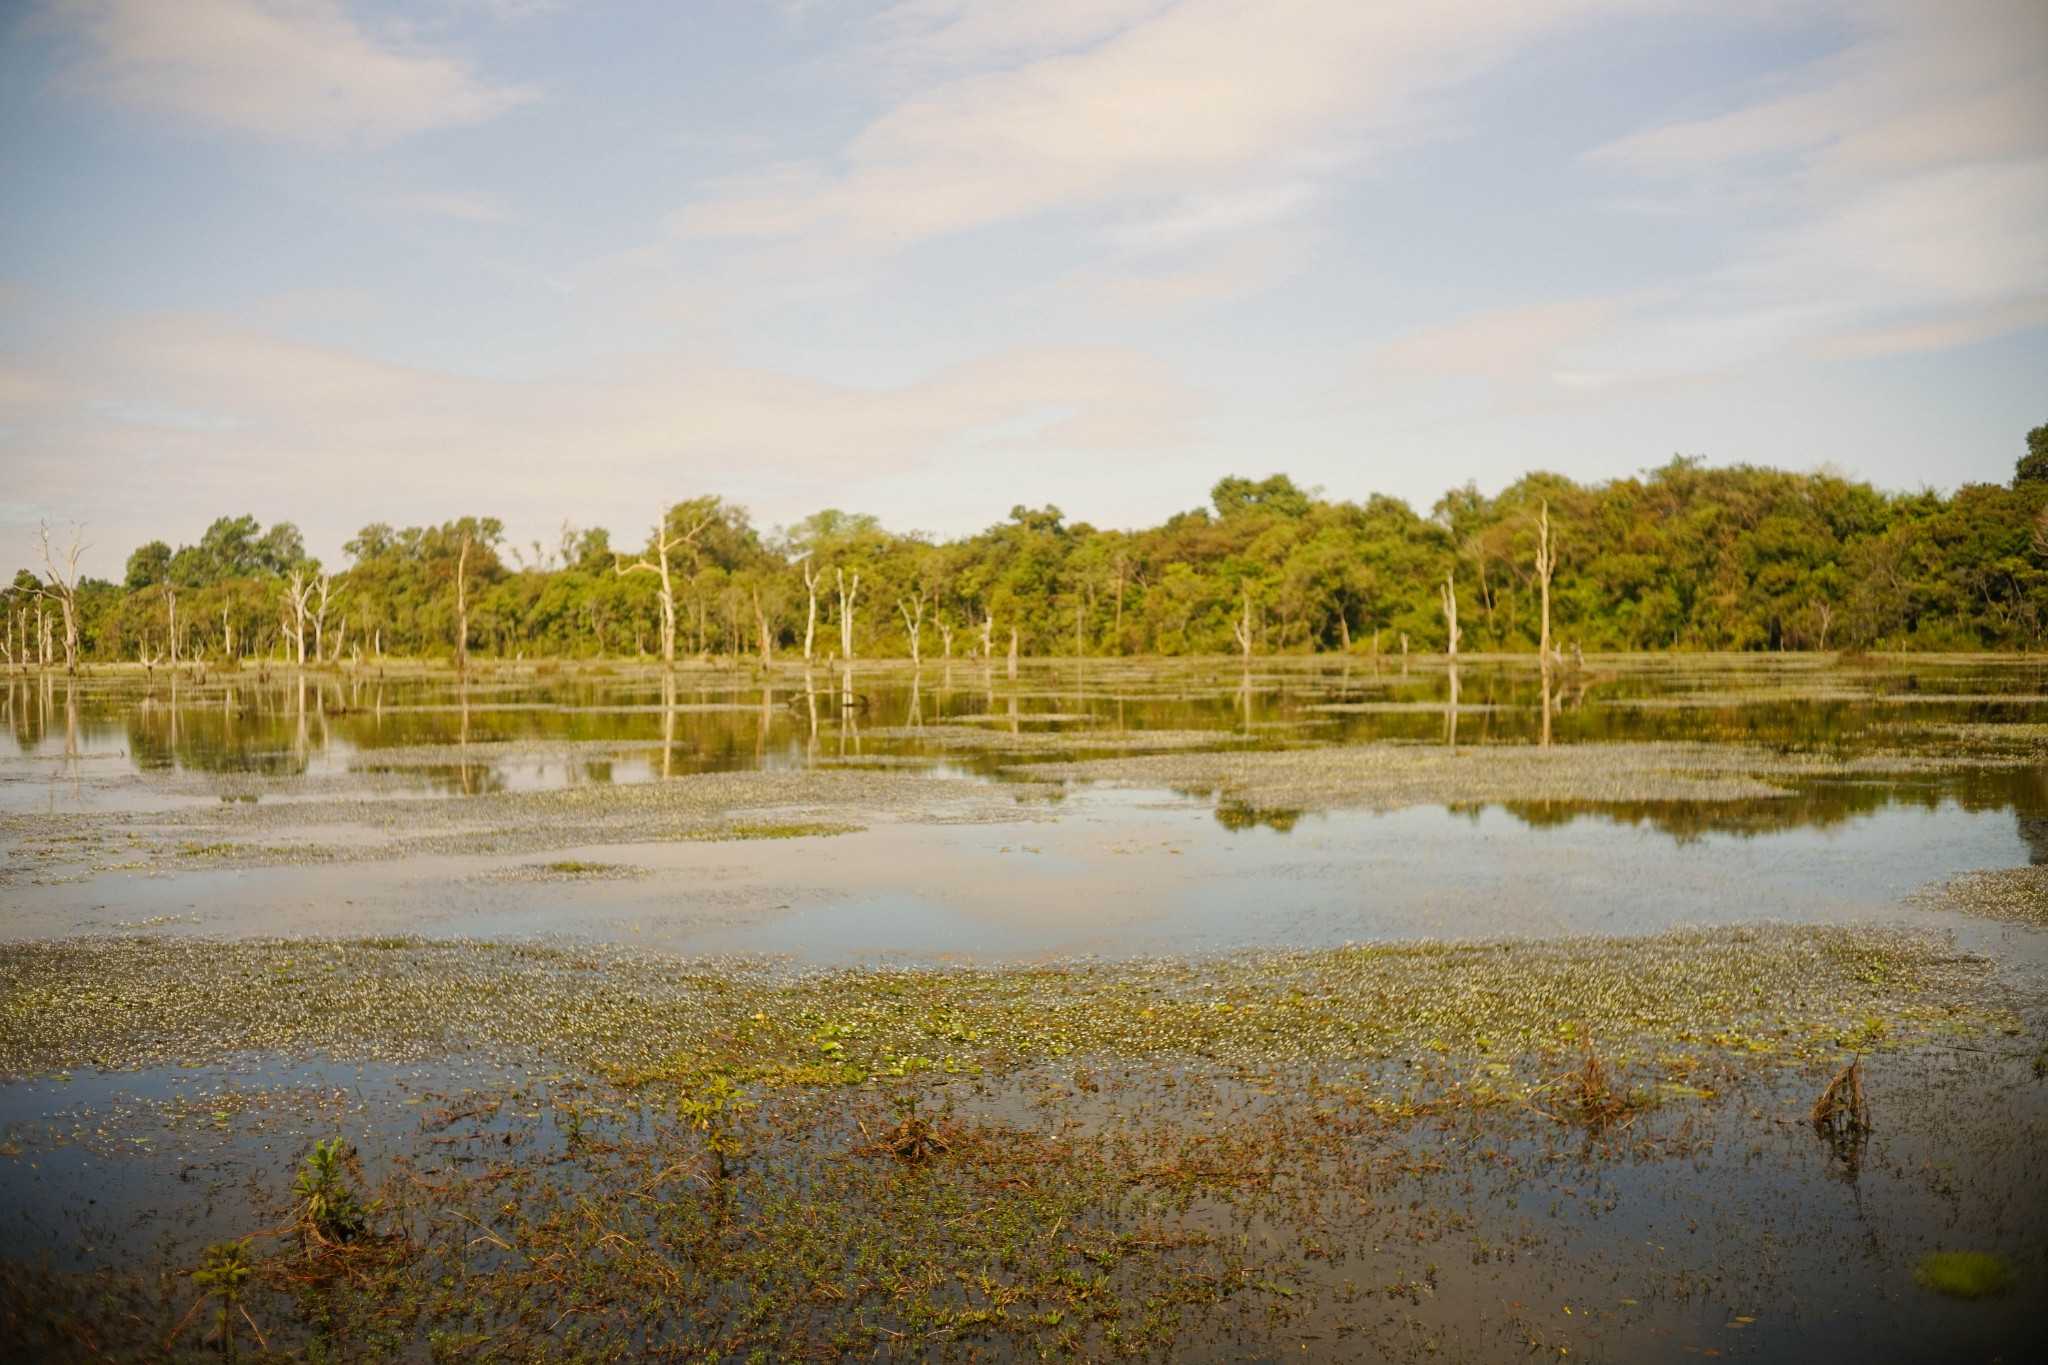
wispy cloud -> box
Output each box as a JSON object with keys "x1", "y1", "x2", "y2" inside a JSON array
[
  {"x1": 671, "y1": 1, "x2": 1625, "y2": 273},
  {"x1": 0, "y1": 307, "x2": 1199, "y2": 559},
  {"x1": 40, "y1": 0, "x2": 534, "y2": 146},
  {"x1": 1584, "y1": 0, "x2": 2048, "y2": 372},
  {"x1": 1363, "y1": 0, "x2": 2048, "y2": 411}
]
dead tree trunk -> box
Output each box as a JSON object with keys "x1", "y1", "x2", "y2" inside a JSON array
[
  {"x1": 836, "y1": 567, "x2": 861, "y2": 661},
  {"x1": 281, "y1": 569, "x2": 313, "y2": 666},
  {"x1": 1440, "y1": 570, "x2": 1460, "y2": 658},
  {"x1": 1534, "y1": 500, "x2": 1555, "y2": 666},
  {"x1": 800, "y1": 556, "x2": 821, "y2": 662},
  {"x1": 1230, "y1": 584, "x2": 1253, "y2": 662},
  {"x1": 753, "y1": 587, "x2": 774, "y2": 671},
  {"x1": 615, "y1": 505, "x2": 711, "y2": 669},
  {"x1": 1111, "y1": 552, "x2": 1127, "y2": 656},
  {"x1": 312, "y1": 575, "x2": 333, "y2": 663},
  {"x1": 897, "y1": 590, "x2": 925, "y2": 667},
  {"x1": 34, "y1": 521, "x2": 88, "y2": 674},
  {"x1": 455, "y1": 536, "x2": 472, "y2": 672}
]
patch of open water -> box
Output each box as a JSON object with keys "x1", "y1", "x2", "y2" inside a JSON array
[{"x1": 4, "y1": 656, "x2": 2045, "y2": 959}]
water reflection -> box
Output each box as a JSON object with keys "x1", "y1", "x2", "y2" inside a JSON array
[{"x1": 4, "y1": 656, "x2": 2044, "y2": 838}]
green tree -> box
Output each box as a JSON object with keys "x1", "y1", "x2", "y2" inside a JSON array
[{"x1": 2016, "y1": 423, "x2": 2048, "y2": 485}]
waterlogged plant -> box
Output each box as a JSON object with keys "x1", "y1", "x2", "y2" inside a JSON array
[
  {"x1": 877, "y1": 1090, "x2": 951, "y2": 1165},
  {"x1": 293, "y1": 1136, "x2": 370, "y2": 1247},
  {"x1": 1811, "y1": 1057, "x2": 1871, "y2": 1135},
  {"x1": 171, "y1": 1239, "x2": 265, "y2": 1362},
  {"x1": 560, "y1": 1101, "x2": 589, "y2": 1146},
  {"x1": 678, "y1": 1071, "x2": 755, "y2": 1181},
  {"x1": 1562, "y1": 1036, "x2": 1648, "y2": 1127}
]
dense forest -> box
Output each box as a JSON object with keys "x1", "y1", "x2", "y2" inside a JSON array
[{"x1": 10, "y1": 429, "x2": 2048, "y2": 669}]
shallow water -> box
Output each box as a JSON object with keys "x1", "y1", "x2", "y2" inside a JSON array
[{"x1": 2, "y1": 655, "x2": 2043, "y2": 960}]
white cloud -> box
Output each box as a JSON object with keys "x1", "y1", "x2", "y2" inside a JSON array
[
  {"x1": 674, "y1": 1, "x2": 1627, "y2": 263},
  {"x1": 40, "y1": 0, "x2": 534, "y2": 146},
  {"x1": 0, "y1": 308, "x2": 1199, "y2": 567}
]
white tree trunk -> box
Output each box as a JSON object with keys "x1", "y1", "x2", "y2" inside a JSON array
[
  {"x1": 1439, "y1": 571, "x2": 1459, "y2": 658},
  {"x1": 836, "y1": 568, "x2": 860, "y2": 660}
]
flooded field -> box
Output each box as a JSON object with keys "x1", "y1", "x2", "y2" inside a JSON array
[{"x1": 1, "y1": 654, "x2": 2044, "y2": 1360}]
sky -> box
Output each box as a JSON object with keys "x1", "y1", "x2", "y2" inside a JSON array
[{"x1": 1, "y1": 0, "x2": 2044, "y2": 576}]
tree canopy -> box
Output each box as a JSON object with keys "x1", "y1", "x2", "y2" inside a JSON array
[{"x1": 11, "y1": 436, "x2": 2048, "y2": 666}]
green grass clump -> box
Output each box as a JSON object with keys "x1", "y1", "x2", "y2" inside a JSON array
[
  {"x1": 1914, "y1": 1251, "x2": 2016, "y2": 1299},
  {"x1": 706, "y1": 820, "x2": 856, "y2": 841}
]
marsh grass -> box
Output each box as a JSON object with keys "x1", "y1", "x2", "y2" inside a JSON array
[{"x1": 1560, "y1": 1038, "x2": 1650, "y2": 1128}]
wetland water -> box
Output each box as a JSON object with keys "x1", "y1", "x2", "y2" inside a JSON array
[{"x1": 1, "y1": 655, "x2": 2045, "y2": 1361}]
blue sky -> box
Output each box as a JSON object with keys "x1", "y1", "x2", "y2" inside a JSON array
[{"x1": 2, "y1": 0, "x2": 2043, "y2": 574}]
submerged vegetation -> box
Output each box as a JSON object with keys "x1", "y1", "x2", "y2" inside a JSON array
[
  {"x1": 1914, "y1": 864, "x2": 2048, "y2": 928},
  {"x1": 0, "y1": 925, "x2": 2003, "y2": 1095},
  {"x1": 12, "y1": 437, "x2": 2048, "y2": 673},
  {"x1": 0, "y1": 923, "x2": 2037, "y2": 1361}
]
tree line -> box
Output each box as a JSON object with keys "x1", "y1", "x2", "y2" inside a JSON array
[{"x1": 9, "y1": 428, "x2": 2048, "y2": 671}]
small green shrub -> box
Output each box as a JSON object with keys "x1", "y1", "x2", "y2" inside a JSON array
[{"x1": 293, "y1": 1136, "x2": 369, "y2": 1245}]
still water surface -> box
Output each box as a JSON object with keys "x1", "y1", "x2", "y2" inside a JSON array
[{"x1": 3, "y1": 655, "x2": 2042, "y2": 959}]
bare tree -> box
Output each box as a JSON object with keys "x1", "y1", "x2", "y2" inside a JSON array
[
  {"x1": 455, "y1": 534, "x2": 473, "y2": 670},
  {"x1": 34, "y1": 521, "x2": 88, "y2": 673},
  {"x1": 312, "y1": 575, "x2": 335, "y2": 663},
  {"x1": 1110, "y1": 550, "x2": 1128, "y2": 655},
  {"x1": 799, "y1": 554, "x2": 822, "y2": 661},
  {"x1": 897, "y1": 589, "x2": 925, "y2": 667},
  {"x1": 615, "y1": 502, "x2": 716, "y2": 669},
  {"x1": 1230, "y1": 583, "x2": 1254, "y2": 662},
  {"x1": 1439, "y1": 570, "x2": 1460, "y2": 658},
  {"x1": 166, "y1": 585, "x2": 179, "y2": 667},
  {"x1": 752, "y1": 586, "x2": 774, "y2": 670},
  {"x1": 280, "y1": 569, "x2": 315, "y2": 666},
  {"x1": 836, "y1": 566, "x2": 861, "y2": 660},
  {"x1": 1532, "y1": 500, "x2": 1556, "y2": 666},
  {"x1": 935, "y1": 613, "x2": 955, "y2": 659}
]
